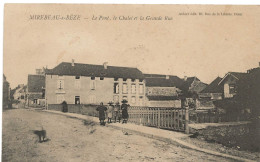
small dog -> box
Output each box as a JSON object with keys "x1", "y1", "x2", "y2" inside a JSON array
[{"x1": 33, "y1": 127, "x2": 47, "y2": 143}]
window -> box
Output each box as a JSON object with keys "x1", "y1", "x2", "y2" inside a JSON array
[
  {"x1": 229, "y1": 84, "x2": 237, "y2": 94},
  {"x1": 90, "y1": 80, "x2": 96, "y2": 90},
  {"x1": 131, "y1": 96, "x2": 136, "y2": 104},
  {"x1": 123, "y1": 78, "x2": 127, "y2": 81},
  {"x1": 114, "y1": 83, "x2": 119, "y2": 94},
  {"x1": 56, "y1": 95, "x2": 65, "y2": 104},
  {"x1": 139, "y1": 79, "x2": 143, "y2": 82},
  {"x1": 89, "y1": 95, "x2": 96, "y2": 104},
  {"x1": 75, "y1": 96, "x2": 80, "y2": 104},
  {"x1": 139, "y1": 96, "x2": 144, "y2": 106},
  {"x1": 139, "y1": 84, "x2": 144, "y2": 94},
  {"x1": 34, "y1": 99, "x2": 38, "y2": 104},
  {"x1": 57, "y1": 80, "x2": 64, "y2": 89},
  {"x1": 114, "y1": 78, "x2": 118, "y2": 81},
  {"x1": 75, "y1": 80, "x2": 80, "y2": 89},
  {"x1": 113, "y1": 95, "x2": 119, "y2": 103},
  {"x1": 21, "y1": 95, "x2": 24, "y2": 99},
  {"x1": 131, "y1": 78, "x2": 135, "y2": 82},
  {"x1": 123, "y1": 83, "x2": 128, "y2": 94},
  {"x1": 91, "y1": 77, "x2": 95, "y2": 80},
  {"x1": 75, "y1": 76, "x2": 80, "y2": 79},
  {"x1": 123, "y1": 96, "x2": 128, "y2": 101},
  {"x1": 100, "y1": 77, "x2": 104, "y2": 80},
  {"x1": 131, "y1": 84, "x2": 136, "y2": 94}
]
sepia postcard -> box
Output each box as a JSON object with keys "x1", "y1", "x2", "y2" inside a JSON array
[{"x1": 2, "y1": 4, "x2": 260, "y2": 162}]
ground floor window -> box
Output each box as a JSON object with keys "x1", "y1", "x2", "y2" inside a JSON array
[
  {"x1": 123, "y1": 96, "x2": 128, "y2": 101},
  {"x1": 33, "y1": 99, "x2": 37, "y2": 104},
  {"x1": 113, "y1": 95, "x2": 119, "y2": 103},
  {"x1": 139, "y1": 96, "x2": 144, "y2": 106},
  {"x1": 75, "y1": 96, "x2": 80, "y2": 104},
  {"x1": 131, "y1": 96, "x2": 136, "y2": 104},
  {"x1": 56, "y1": 95, "x2": 65, "y2": 104},
  {"x1": 89, "y1": 95, "x2": 96, "y2": 104}
]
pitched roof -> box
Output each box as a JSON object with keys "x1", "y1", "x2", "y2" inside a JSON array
[
  {"x1": 229, "y1": 72, "x2": 248, "y2": 80},
  {"x1": 218, "y1": 72, "x2": 247, "y2": 85},
  {"x1": 28, "y1": 75, "x2": 45, "y2": 93},
  {"x1": 144, "y1": 74, "x2": 184, "y2": 88},
  {"x1": 180, "y1": 77, "x2": 201, "y2": 92},
  {"x1": 200, "y1": 77, "x2": 223, "y2": 93},
  {"x1": 46, "y1": 62, "x2": 144, "y2": 79}
]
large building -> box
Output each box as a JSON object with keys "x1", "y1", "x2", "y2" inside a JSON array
[{"x1": 45, "y1": 61, "x2": 146, "y2": 108}]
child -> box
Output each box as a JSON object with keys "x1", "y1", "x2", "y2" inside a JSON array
[
  {"x1": 114, "y1": 102, "x2": 120, "y2": 123},
  {"x1": 107, "y1": 101, "x2": 114, "y2": 123}
]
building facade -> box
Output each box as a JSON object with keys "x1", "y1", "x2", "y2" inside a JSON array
[
  {"x1": 144, "y1": 74, "x2": 183, "y2": 107},
  {"x1": 3, "y1": 74, "x2": 10, "y2": 109},
  {"x1": 13, "y1": 84, "x2": 27, "y2": 104},
  {"x1": 45, "y1": 61, "x2": 146, "y2": 107},
  {"x1": 218, "y1": 72, "x2": 247, "y2": 98},
  {"x1": 27, "y1": 69, "x2": 46, "y2": 107}
]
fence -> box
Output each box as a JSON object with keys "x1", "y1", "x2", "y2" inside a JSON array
[
  {"x1": 128, "y1": 106, "x2": 188, "y2": 132},
  {"x1": 47, "y1": 104, "x2": 189, "y2": 133}
]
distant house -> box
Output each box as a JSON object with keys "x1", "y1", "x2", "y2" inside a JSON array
[
  {"x1": 27, "y1": 69, "x2": 45, "y2": 107},
  {"x1": 144, "y1": 74, "x2": 183, "y2": 107},
  {"x1": 182, "y1": 77, "x2": 208, "y2": 94},
  {"x1": 13, "y1": 84, "x2": 27, "y2": 103},
  {"x1": 237, "y1": 64, "x2": 260, "y2": 116},
  {"x1": 199, "y1": 77, "x2": 223, "y2": 100},
  {"x1": 45, "y1": 61, "x2": 146, "y2": 108},
  {"x1": 218, "y1": 72, "x2": 247, "y2": 98},
  {"x1": 3, "y1": 74, "x2": 10, "y2": 109}
]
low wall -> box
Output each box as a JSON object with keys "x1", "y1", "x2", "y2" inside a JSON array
[
  {"x1": 48, "y1": 104, "x2": 99, "y2": 117},
  {"x1": 189, "y1": 120, "x2": 260, "y2": 152}
]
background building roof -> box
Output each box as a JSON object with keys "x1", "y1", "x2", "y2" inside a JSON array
[
  {"x1": 200, "y1": 77, "x2": 223, "y2": 93},
  {"x1": 144, "y1": 74, "x2": 184, "y2": 88},
  {"x1": 46, "y1": 62, "x2": 144, "y2": 79}
]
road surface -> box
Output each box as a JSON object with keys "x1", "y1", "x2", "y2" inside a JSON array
[{"x1": 2, "y1": 109, "x2": 233, "y2": 162}]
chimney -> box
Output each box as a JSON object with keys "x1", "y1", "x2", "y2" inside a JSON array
[
  {"x1": 166, "y1": 75, "x2": 169, "y2": 79},
  {"x1": 103, "y1": 62, "x2": 108, "y2": 69},
  {"x1": 72, "y1": 59, "x2": 75, "y2": 66},
  {"x1": 36, "y1": 69, "x2": 42, "y2": 75}
]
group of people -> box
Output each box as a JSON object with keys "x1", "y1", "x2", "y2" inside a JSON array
[{"x1": 96, "y1": 100, "x2": 129, "y2": 125}]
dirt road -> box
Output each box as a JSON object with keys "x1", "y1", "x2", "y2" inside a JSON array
[{"x1": 2, "y1": 109, "x2": 233, "y2": 162}]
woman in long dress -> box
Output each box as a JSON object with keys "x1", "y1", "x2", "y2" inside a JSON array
[
  {"x1": 121, "y1": 100, "x2": 129, "y2": 124},
  {"x1": 96, "y1": 102, "x2": 107, "y2": 125}
]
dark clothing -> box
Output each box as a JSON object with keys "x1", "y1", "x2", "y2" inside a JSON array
[
  {"x1": 96, "y1": 105, "x2": 107, "y2": 120},
  {"x1": 121, "y1": 103, "x2": 129, "y2": 119},
  {"x1": 62, "y1": 101, "x2": 68, "y2": 112}
]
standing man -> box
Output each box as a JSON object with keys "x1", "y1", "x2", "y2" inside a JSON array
[
  {"x1": 96, "y1": 102, "x2": 107, "y2": 125},
  {"x1": 121, "y1": 100, "x2": 129, "y2": 124}
]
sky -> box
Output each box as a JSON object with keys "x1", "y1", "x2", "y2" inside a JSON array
[{"x1": 3, "y1": 4, "x2": 260, "y2": 88}]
